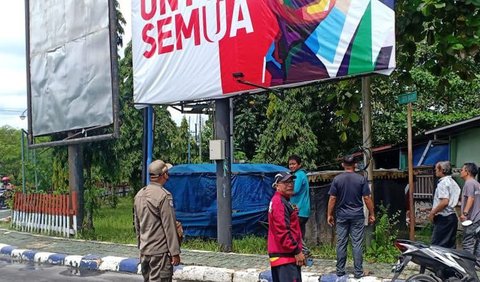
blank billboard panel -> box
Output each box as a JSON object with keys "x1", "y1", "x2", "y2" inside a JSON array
[{"x1": 28, "y1": 0, "x2": 114, "y2": 136}]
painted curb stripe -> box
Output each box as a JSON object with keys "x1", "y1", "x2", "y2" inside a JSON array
[
  {"x1": 65, "y1": 255, "x2": 83, "y2": 268},
  {"x1": 0, "y1": 244, "x2": 15, "y2": 255},
  {"x1": 48, "y1": 253, "x2": 67, "y2": 265},
  {"x1": 98, "y1": 256, "x2": 127, "y2": 271},
  {"x1": 33, "y1": 252, "x2": 56, "y2": 263},
  {"x1": 21, "y1": 249, "x2": 37, "y2": 261},
  {"x1": 79, "y1": 254, "x2": 102, "y2": 270},
  {"x1": 118, "y1": 258, "x2": 140, "y2": 273},
  {"x1": 11, "y1": 249, "x2": 28, "y2": 259},
  {"x1": 0, "y1": 245, "x2": 390, "y2": 281}
]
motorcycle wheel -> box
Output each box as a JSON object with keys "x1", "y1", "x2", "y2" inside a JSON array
[{"x1": 406, "y1": 274, "x2": 438, "y2": 282}]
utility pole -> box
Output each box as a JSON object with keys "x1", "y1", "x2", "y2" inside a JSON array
[
  {"x1": 362, "y1": 77, "x2": 374, "y2": 198},
  {"x1": 362, "y1": 77, "x2": 374, "y2": 246}
]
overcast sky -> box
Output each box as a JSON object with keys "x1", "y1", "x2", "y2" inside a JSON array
[
  {"x1": 0, "y1": 0, "x2": 190, "y2": 130},
  {"x1": 0, "y1": 1, "x2": 28, "y2": 129}
]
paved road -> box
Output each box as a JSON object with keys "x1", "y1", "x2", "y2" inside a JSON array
[
  {"x1": 0, "y1": 257, "x2": 143, "y2": 282},
  {"x1": 0, "y1": 209, "x2": 10, "y2": 219}
]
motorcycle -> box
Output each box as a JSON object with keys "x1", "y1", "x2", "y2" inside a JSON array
[
  {"x1": 0, "y1": 187, "x2": 5, "y2": 208},
  {"x1": 391, "y1": 233, "x2": 480, "y2": 282}
]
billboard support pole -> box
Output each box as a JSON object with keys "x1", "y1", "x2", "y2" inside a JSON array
[
  {"x1": 141, "y1": 108, "x2": 147, "y2": 186},
  {"x1": 215, "y1": 98, "x2": 232, "y2": 252},
  {"x1": 143, "y1": 106, "x2": 154, "y2": 185},
  {"x1": 68, "y1": 133, "x2": 84, "y2": 231}
]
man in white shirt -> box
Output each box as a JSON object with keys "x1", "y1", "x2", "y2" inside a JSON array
[{"x1": 428, "y1": 161, "x2": 461, "y2": 248}]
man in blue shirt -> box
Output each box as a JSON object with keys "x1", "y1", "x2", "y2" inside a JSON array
[
  {"x1": 288, "y1": 155, "x2": 310, "y2": 239},
  {"x1": 327, "y1": 155, "x2": 375, "y2": 279}
]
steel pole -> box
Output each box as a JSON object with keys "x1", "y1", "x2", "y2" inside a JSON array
[
  {"x1": 215, "y1": 98, "x2": 232, "y2": 252},
  {"x1": 21, "y1": 130, "x2": 26, "y2": 194},
  {"x1": 33, "y1": 148, "x2": 38, "y2": 191},
  {"x1": 146, "y1": 106, "x2": 154, "y2": 185},
  {"x1": 68, "y1": 133, "x2": 84, "y2": 231},
  {"x1": 199, "y1": 115, "x2": 202, "y2": 162},
  {"x1": 188, "y1": 116, "x2": 191, "y2": 163}
]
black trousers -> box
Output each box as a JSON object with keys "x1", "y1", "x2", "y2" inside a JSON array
[
  {"x1": 271, "y1": 263, "x2": 302, "y2": 282},
  {"x1": 299, "y1": 217, "x2": 308, "y2": 239},
  {"x1": 431, "y1": 213, "x2": 458, "y2": 248}
]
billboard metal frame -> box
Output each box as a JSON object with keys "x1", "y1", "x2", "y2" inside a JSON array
[{"x1": 25, "y1": 0, "x2": 120, "y2": 149}]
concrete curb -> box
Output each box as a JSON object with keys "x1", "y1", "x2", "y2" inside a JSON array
[{"x1": 0, "y1": 243, "x2": 397, "y2": 281}]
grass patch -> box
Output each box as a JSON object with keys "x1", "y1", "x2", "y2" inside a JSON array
[
  {"x1": 182, "y1": 238, "x2": 221, "y2": 252},
  {"x1": 78, "y1": 196, "x2": 136, "y2": 244},
  {"x1": 415, "y1": 224, "x2": 433, "y2": 243},
  {"x1": 310, "y1": 243, "x2": 337, "y2": 260},
  {"x1": 233, "y1": 235, "x2": 267, "y2": 254},
  {"x1": 84, "y1": 197, "x2": 338, "y2": 259},
  {"x1": 75, "y1": 197, "x2": 408, "y2": 263},
  {"x1": 0, "y1": 221, "x2": 9, "y2": 229}
]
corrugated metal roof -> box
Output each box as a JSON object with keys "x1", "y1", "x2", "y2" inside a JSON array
[{"x1": 425, "y1": 115, "x2": 480, "y2": 135}]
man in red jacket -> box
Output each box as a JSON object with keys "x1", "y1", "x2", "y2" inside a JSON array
[{"x1": 268, "y1": 171, "x2": 305, "y2": 282}]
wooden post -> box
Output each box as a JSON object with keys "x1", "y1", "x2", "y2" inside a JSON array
[{"x1": 407, "y1": 103, "x2": 415, "y2": 240}]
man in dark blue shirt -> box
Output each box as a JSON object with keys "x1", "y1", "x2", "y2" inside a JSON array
[{"x1": 327, "y1": 155, "x2": 375, "y2": 279}]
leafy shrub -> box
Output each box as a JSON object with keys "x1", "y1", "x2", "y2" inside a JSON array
[{"x1": 365, "y1": 205, "x2": 401, "y2": 263}]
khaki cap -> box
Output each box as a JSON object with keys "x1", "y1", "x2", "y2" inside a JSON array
[{"x1": 148, "y1": 160, "x2": 173, "y2": 176}]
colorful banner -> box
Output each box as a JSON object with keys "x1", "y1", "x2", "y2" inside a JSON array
[{"x1": 132, "y1": 0, "x2": 395, "y2": 105}]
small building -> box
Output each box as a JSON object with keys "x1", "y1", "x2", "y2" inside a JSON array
[
  {"x1": 424, "y1": 115, "x2": 480, "y2": 169},
  {"x1": 306, "y1": 115, "x2": 480, "y2": 244}
]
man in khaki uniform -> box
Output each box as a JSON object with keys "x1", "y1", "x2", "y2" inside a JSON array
[{"x1": 134, "y1": 160, "x2": 181, "y2": 282}]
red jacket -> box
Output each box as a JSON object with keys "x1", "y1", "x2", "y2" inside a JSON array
[{"x1": 268, "y1": 191, "x2": 302, "y2": 266}]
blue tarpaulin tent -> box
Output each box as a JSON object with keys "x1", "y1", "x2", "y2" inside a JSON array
[{"x1": 164, "y1": 164, "x2": 288, "y2": 238}]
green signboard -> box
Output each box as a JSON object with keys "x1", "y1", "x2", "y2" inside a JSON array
[{"x1": 398, "y1": 91, "x2": 417, "y2": 105}]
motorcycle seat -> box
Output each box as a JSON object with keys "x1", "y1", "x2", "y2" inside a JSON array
[{"x1": 432, "y1": 245, "x2": 476, "y2": 261}]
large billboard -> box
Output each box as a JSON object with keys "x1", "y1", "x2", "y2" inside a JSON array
[
  {"x1": 132, "y1": 0, "x2": 395, "y2": 105},
  {"x1": 27, "y1": 0, "x2": 117, "y2": 138}
]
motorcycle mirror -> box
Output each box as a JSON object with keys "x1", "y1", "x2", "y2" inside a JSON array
[{"x1": 462, "y1": 220, "x2": 473, "y2": 227}]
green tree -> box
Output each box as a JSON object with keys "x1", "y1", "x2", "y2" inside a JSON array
[
  {"x1": 253, "y1": 89, "x2": 318, "y2": 169},
  {"x1": 153, "y1": 106, "x2": 182, "y2": 164},
  {"x1": 328, "y1": 0, "x2": 480, "y2": 150},
  {"x1": 169, "y1": 116, "x2": 199, "y2": 164},
  {"x1": 0, "y1": 126, "x2": 22, "y2": 184},
  {"x1": 113, "y1": 42, "x2": 179, "y2": 191},
  {"x1": 233, "y1": 94, "x2": 269, "y2": 162},
  {"x1": 199, "y1": 116, "x2": 214, "y2": 163}
]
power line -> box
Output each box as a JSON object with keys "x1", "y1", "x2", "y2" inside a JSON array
[{"x1": 0, "y1": 108, "x2": 24, "y2": 113}]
